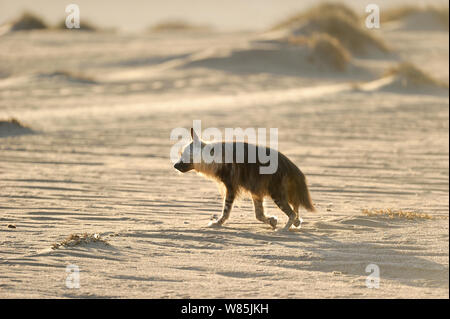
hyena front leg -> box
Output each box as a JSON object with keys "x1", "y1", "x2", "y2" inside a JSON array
[
  {"x1": 252, "y1": 196, "x2": 277, "y2": 229},
  {"x1": 209, "y1": 188, "x2": 235, "y2": 227}
]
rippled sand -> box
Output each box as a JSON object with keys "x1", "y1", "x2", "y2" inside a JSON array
[{"x1": 0, "y1": 22, "x2": 448, "y2": 298}]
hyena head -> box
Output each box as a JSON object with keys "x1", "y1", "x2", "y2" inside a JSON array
[{"x1": 174, "y1": 128, "x2": 204, "y2": 173}]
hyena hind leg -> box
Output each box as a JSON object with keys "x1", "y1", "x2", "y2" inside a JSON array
[
  {"x1": 252, "y1": 196, "x2": 277, "y2": 229},
  {"x1": 292, "y1": 205, "x2": 303, "y2": 228},
  {"x1": 272, "y1": 196, "x2": 297, "y2": 231}
]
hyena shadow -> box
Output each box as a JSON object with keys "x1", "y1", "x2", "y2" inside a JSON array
[{"x1": 160, "y1": 218, "x2": 448, "y2": 289}]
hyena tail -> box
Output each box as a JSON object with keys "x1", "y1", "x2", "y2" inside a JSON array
[{"x1": 293, "y1": 172, "x2": 316, "y2": 212}]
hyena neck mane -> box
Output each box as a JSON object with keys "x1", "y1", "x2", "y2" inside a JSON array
[
  {"x1": 192, "y1": 141, "x2": 242, "y2": 180},
  {"x1": 193, "y1": 161, "x2": 220, "y2": 178},
  {"x1": 191, "y1": 141, "x2": 275, "y2": 186}
]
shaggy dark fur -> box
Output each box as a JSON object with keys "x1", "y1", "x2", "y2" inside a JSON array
[{"x1": 174, "y1": 128, "x2": 315, "y2": 230}]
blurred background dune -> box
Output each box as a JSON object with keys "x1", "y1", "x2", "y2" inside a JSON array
[{"x1": 1, "y1": 0, "x2": 448, "y2": 32}]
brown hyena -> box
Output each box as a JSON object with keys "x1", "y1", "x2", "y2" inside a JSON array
[{"x1": 174, "y1": 128, "x2": 316, "y2": 231}]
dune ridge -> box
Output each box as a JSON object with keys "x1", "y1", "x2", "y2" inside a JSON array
[
  {"x1": 382, "y1": 6, "x2": 449, "y2": 30},
  {"x1": 270, "y1": 3, "x2": 389, "y2": 56}
]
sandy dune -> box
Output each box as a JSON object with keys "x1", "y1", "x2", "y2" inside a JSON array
[{"x1": 0, "y1": 11, "x2": 448, "y2": 298}]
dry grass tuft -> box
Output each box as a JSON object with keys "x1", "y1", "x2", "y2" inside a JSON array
[
  {"x1": 51, "y1": 233, "x2": 109, "y2": 249},
  {"x1": 0, "y1": 118, "x2": 33, "y2": 137},
  {"x1": 362, "y1": 208, "x2": 433, "y2": 220},
  {"x1": 385, "y1": 62, "x2": 449, "y2": 88},
  {"x1": 273, "y1": 2, "x2": 360, "y2": 30},
  {"x1": 11, "y1": 12, "x2": 48, "y2": 31},
  {"x1": 304, "y1": 14, "x2": 388, "y2": 54},
  {"x1": 149, "y1": 20, "x2": 211, "y2": 32},
  {"x1": 289, "y1": 33, "x2": 351, "y2": 71},
  {"x1": 306, "y1": 33, "x2": 351, "y2": 71},
  {"x1": 272, "y1": 3, "x2": 388, "y2": 55},
  {"x1": 0, "y1": 118, "x2": 29, "y2": 128}
]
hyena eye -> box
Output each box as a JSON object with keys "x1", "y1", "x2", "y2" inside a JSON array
[{"x1": 210, "y1": 148, "x2": 214, "y2": 156}]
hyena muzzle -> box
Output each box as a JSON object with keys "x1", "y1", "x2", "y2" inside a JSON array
[{"x1": 174, "y1": 128, "x2": 316, "y2": 231}]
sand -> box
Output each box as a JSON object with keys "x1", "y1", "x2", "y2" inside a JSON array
[{"x1": 0, "y1": 15, "x2": 448, "y2": 298}]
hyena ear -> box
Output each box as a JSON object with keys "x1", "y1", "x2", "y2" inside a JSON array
[{"x1": 190, "y1": 128, "x2": 200, "y2": 142}]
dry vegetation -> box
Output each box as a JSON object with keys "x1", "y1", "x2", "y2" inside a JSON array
[
  {"x1": 0, "y1": 118, "x2": 32, "y2": 131},
  {"x1": 289, "y1": 33, "x2": 351, "y2": 71},
  {"x1": 362, "y1": 208, "x2": 433, "y2": 220},
  {"x1": 385, "y1": 62, "x2": 449, "y2": 88},
  {"x1": 307, "y1": 33, "x2": 351, "y2": 71},
  {"x1": 308, "y1": 14, "x2": 388, "y2": 54},
  {"x1": 51, "y1": 233, "x2": 109, "y2": 250},
  {"x1": 272, "y1": 3, "x2": 388, "y2": 55},
  {"x1": 0, "y1": 118, "x2": 27, "y2": 127},
  {"x1": 10, "y1": 12, "x2": 48, "y2": 31},
  {"x1": 149, "y1": 20, "x2": 211, "y2": 32},
  {"x1": 273, "y1": 3, "x2": 388, "y2": 71},
  {"x1": 0, "y1": 118, "x2": 33, "y2": 137},
  {"x1": 6, "y1": 12, "x2": 99, "y2": 32},
  {"x1": 272, "y1": 2, "x2": 360, "y2": 30}
]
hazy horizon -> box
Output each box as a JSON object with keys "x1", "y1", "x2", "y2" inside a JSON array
[{"x1": 1, "y1": 0, "x2": 448, "y2": 32}]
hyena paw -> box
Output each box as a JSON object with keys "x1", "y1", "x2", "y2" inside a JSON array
[
  {"x1": 293, "y1": 217, "x2": 303, "y2": 228},
  {"x1": 268, "y1": 216, "x2": 278, "y2": 229},
  {"x1": 207, "y1": 220, "x2": 222, "y2": 228}
]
